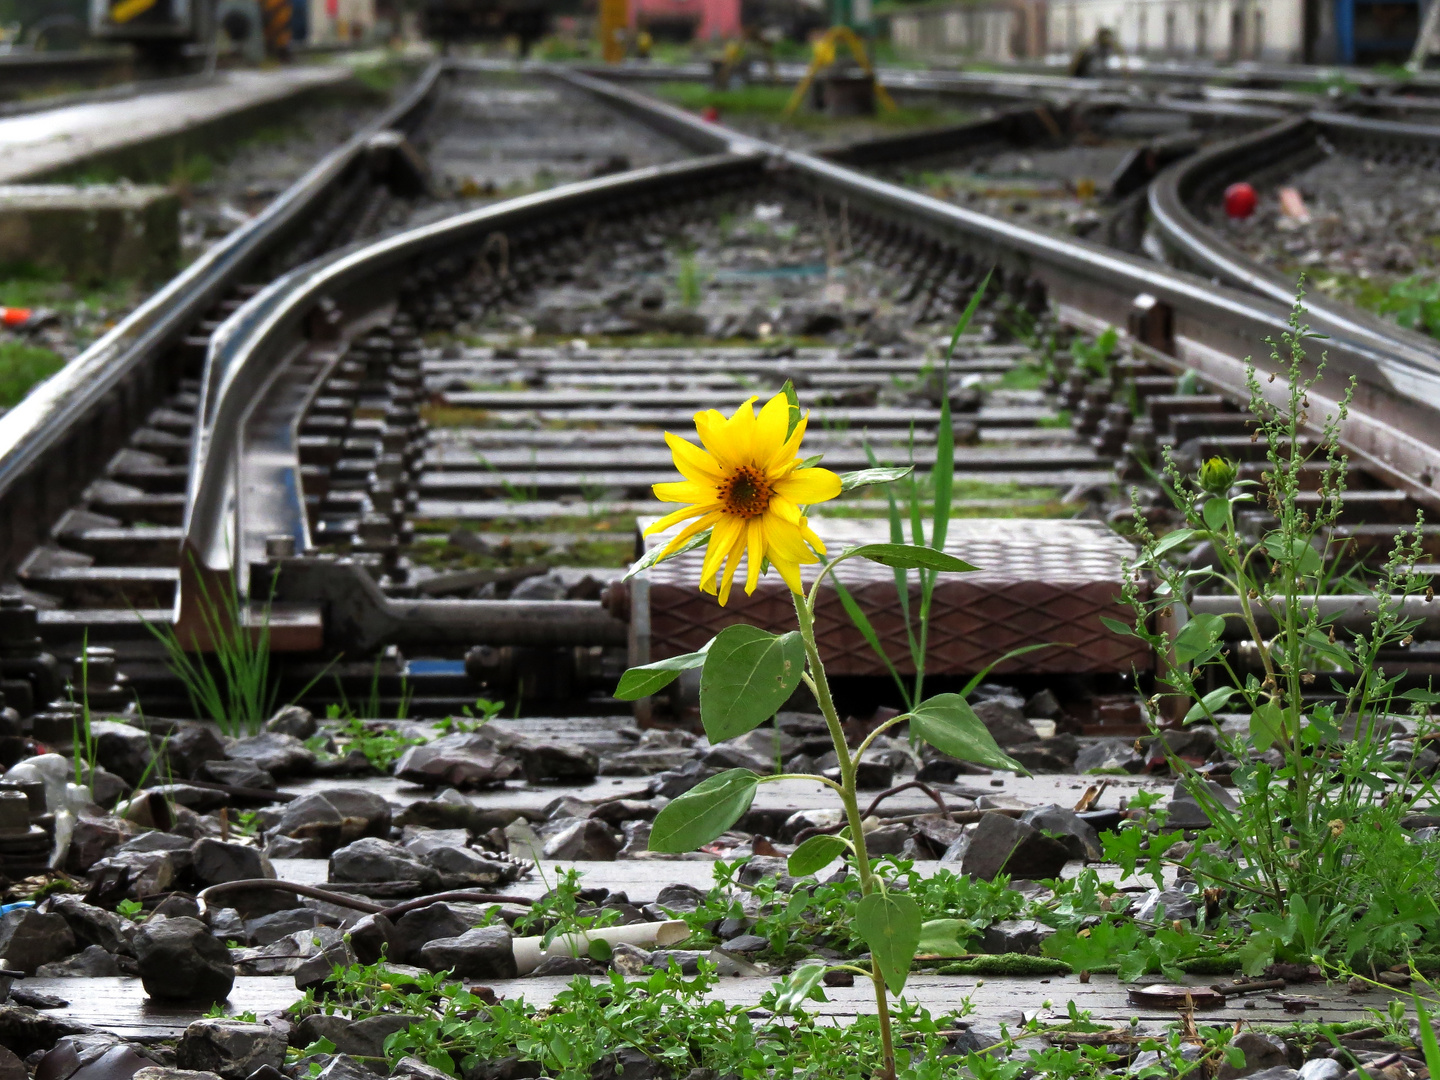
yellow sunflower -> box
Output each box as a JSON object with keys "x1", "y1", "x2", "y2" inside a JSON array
[{"x1": 645, "y1": 392, "x2": 842, "y2": 605}]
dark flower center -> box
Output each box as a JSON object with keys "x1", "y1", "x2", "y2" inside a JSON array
[{"x1": 722, "y1": 466, "x2": 771, "y2": 518}]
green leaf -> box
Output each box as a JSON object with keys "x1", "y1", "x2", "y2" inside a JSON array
[
  {"x1": 1202, "y1": 497, "x2": 1229, "y2": 531},
  {"x1": 1147, "y1": 528, "x2": 1197, "y2": 561},
  {"x1": 831, "y1": 574, "x2": 911, "y2": 707},
  {"x1": 1263, "y1": 533, "x2": 1322, "y2": 578},
  {"x1": 699, "y1": 625, "x2": 805, "y2": 743},
  {"x1": 788, "y1": 834, "x2": 849, "y2": 877},
  {"x1": 934, "y1": 274, "x2": 989, "y2": 557},
  {"x1": 839, "y1": 466, "x2": 913, "y2": 492},
  {"x1": 1183, "y1": 686, "x2": 1238, "y2": 724},
  {"x1": 1249, "y1": 701, "x2": 1285, "y2": 751},
  {"x1": 1415, "y1": 995, "x2": 1440, "y2": 1080},
  {"x1": 587, "y1": 938, "x2": 613, "y2": 961},
  {"x1": 614, "y1": 647, "x2": 709, "y2": 700},
  {"x1": 1099, "y1": 616, "x2": 1134, "y2": 637},
  {"x1": 843, "y1": 543, "x2": 979, "y2": 573},
  {"x1": 908, "y1": 693, "x2": 1027, "y2": 773},
  {"x1": 1402, "y1": 688, "x2": 1440, "y2": 704},
  {"x1": 855, "y1": 891, "x2": 922, "y2": 995},
  {"x1": 916, "y1": 918, "x2": 971, "y2": 957},
  {"x1": 624, "y1": 528, "x2": 711, "y2": 581},
  {"x1": 799, "y1": 453, "x2": 826, "y2": 469},
  {"x1": 782, "y1": 379, "x2": 801, "y2": 440},
  {"x1": 773, "y1": 962, "x2": 828, "y2": 1013},
  {"x1": 1173, "y1": 613, "x2": 1225, "y2": 664},
  {"x1": 648, "y1": 769, "x2": 760, "y2": 853}
]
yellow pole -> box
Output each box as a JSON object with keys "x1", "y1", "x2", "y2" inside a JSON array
[{"x1": 599, "y1": 0, "x2": 628, "y2": 63}]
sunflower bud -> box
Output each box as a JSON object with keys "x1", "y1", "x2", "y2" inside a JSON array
[{"x1": 1198, "y1": 456, "x2": 1237, "y2": 495}]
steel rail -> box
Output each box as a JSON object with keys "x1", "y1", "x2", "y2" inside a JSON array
[
  {"x1": 564, "y1": 70, "x2": 1440, "y2": 509},
  {"x1": 176, "y1": 67, "x2": 1440, "y2": 652},
  {"x1": 0, "y1": 60, "x2": 445, "y2": 581},
  {"x1": 1148, "y1": 111, "x2": 1440, "y2": 405}
]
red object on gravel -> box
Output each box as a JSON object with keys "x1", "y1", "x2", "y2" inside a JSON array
[
  {"x1": 1224, "y1": 182, "x2": 1258, "y2": 219},
  {"x1": 701, "y1": 106, "x2": 720, "y2": 122}
]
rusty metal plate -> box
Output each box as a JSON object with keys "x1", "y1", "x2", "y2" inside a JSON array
[{"x1": 638, "y1": 518, "x2": 1150, "y2": 676}]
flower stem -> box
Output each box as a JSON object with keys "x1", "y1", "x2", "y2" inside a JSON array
[{"x1": 791, "y1": 591, "x2": 896, "y2": 1079}]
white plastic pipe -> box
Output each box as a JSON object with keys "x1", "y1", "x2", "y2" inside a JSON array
[{"x1": 512, "y1": 919, "x2": 690, "y2": 975}]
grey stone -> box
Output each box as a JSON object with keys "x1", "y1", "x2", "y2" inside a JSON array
[
  {"x1": 1165, "y1": 797, "x2": 1213, "y2": 830},
  {"x1": 719, "y1": 934, "x2": 767, "y2": 954},
  {"x1": 1006, "y1": 735, "x2": 1081, "y2": 773},
  {"x1": 198, "y1": 760, "x2": 275, "y2": 790},
  {"x1": 322, "y1": 787, "x2": 393, "y2": 843},
  {"x1": 265, "y1": 706, "x2": 317, "y2": 740},
  {"x1": 515, "y1": 741, "x2": 598, "y2": 783},
  {"x1": 391, "y1": 903, "x2": 474, "y2": 965},
  {"x1": 315, "y1": 1059, "x2": 377, "y2": 1080},
  {"x1": 243, "y1": 908, "x2": 322, "y2": 947},
  {"x1": 208, "y1": 907, "x2": 246, "y2": 940},
  {"x1": 592, "y1": 1048, "x2": 673, "y2": 1080},
  {"x1": 135, "y1": 1070, "x2": 225, "y2": 1080},
  {"x1": 0, "y1": 1045, "x2": 22, "y2": 1080},
  {"x1": 232, "y1": 926, "x2": 348, "y2": 977},
  {"x1": 191, "y1": 838, "x2": 274, "y2": 886},
  {"x1": 420, "y1": 844, "x2": 516, "y2": 888},
  {"x1": 133, "y1": 917, "x2": 235, "y2": 1003},
  {"x1": 82, "y1": 766, "x2": 130, "y2": 809},
  {"x1": 600, "y1": 748, "x2": 700, "y2": 775},
  {"x1": 0, "y1": 908, "x2": 76, "y2": 973},
  {"x1": 291, "y1": 934, "x2": 358, "y2": 992},
  {"x1": 176, "y1": 1019, "x2": 284, "y2": 1080},
  {"x1": 136, "y1": 783, "x2": 228, "y2": 813},
  {"x1": 88, "y1": 720, "x2": 155, "y2": 785},
  {"x1": 647, "y1": 949, "x2": 703, "y2": 975},
  {"x1": 970, "y1": 699, "x2": 1039, "y2": 747},
  {"x1": 1298, "y1": 1061, "x2": 1346, "y2": 1080},
  {"x1": 1019, "y1": 804, "x2": 1103, "y2": 860},
  {"x1": 703, "y1": 744, "x2": 772, "y2": 774},
  {"x1": 392, "y1": 1057, "x2": 454, "y2": 1080},
  {"x1": 1073, "y1": 739, "x2": 1144, "y2": 774},
  {"x1": 65, "y1": 815, "x2": 135, "y2": 872},
  {"x1": 1024, "y1": 689, "x2": 1063, "y2": 720},
  {"x1": 394, "y1": 734, "x2": 521, "y2": 789},
  {"x1": 330, "y1": 837, "x2": 441, "y2": 890},
  {"x1": 529, "y1": 954, "x2": 598, "y2": 977},
  {"x1": 295, "y1": 1013, "x2": 419, "y2": 1060},
  {"x1": 226, "y1": 733, "x2": 315, "y2": 777},
  {"x1": 41, "y1": 895, "x2": 134, "y2": 953},
  {"x1": 649, "y1": 760, "x2": 718, "y2": 799},
  {"x1": 0, "y1": 1004, "x2": 92, "y2": 1057},
  {"x1": 164, "y1": 723, "x2": 229, "y2": 779},
  {"x1": 609, "y1": 942, "x2": 652, "y2": 975},
  {"x1": 1214, "y1": 1033, "x2": 1291, "y2": 1080},
  {"x1": 264, "y1": 835, "x2": 323, "y2": 859},
  {"x1": 616, "y1": 819, "x2": 652, "y2": 858},
  {"x1": 349, "y1": 912, "x2": 394, "y2": 966},
  {"x1": 34, "y1": 944, "x2": 120, "y2": 977},
  {"x1": 654, "y1": 883, "x2": 708, "y2": 913},
  {"x1": 1133, "y1": 888, "x2": 1199, "y2": 923},
  {"x1": 959, "y1": 813, "x2": 1071, "y2": 882},
  {"x1": 542, "y1": 819, "x2": 621, "y2": 860},
  {"x1": 418, "y1": 926, "x2": 518, "y2": 978},
  {"x1": 978, "y1": 919, "x2": 1051, "y2": 955},
  {"x1": 860, "y1": 823, "x2": 909, "y2": 856},
  {"x1": 272, "y1": 792, "x2": 344, "y2": 849}
]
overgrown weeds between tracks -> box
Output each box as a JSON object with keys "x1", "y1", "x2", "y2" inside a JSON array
[{"x1": 1113, "y1": 295, "x2": 1440, "y2": 973}]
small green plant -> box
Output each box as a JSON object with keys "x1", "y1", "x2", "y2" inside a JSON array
[
  {"x1": 677, "y1": 252, "x2": 702, "y2": 308},
  {"x1": 0, "y1": 341, "x2": 64, "y2": 408},
  {"x1": 1071, "y1": 325, "x2": 1117, "y2": 379},
  {"x1": 1114, "y1": 296, "x2": 1440, "y2": 970},
  {"x1": 146, "y1": 568, "x2": 279, "y2": 738},
  {"x1": 614, "y1": 366, "x2": 1026, "y2": 1075},
  {"x1": 117, "y1": 898, "x2": 143, "y2": 919},
  {"x1": 513, "y1": 867, "x2": 623, "y2": 950},
  {"x1": 436, "y1": 696, "x2": 505, "y2": 734}
]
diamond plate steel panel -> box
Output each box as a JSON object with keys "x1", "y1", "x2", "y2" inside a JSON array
[{"x1": 641, "y1": 518, "x2": 1150, "y2": 675}]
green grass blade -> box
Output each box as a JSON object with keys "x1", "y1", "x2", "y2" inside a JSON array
[
  {"x1": 932, "y1": 272, "x2": 990, "y2": 556},
  {"x1": 865, "y1": 440, "x2": 918, "y2": 668},
  {"x1": 957, "y1": 643, "x2": 1068, "y2": 699},
  {"x1": 831, "y1": 574, "x2": 912, "y2": 709}
]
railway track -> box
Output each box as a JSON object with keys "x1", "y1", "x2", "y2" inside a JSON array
[
  {"x1": 0, "y1": 60, "x2": 1438, "y2": 1060},
  {"x1": 0, "y1": 62, "x2": 1437, "y2": 715}
]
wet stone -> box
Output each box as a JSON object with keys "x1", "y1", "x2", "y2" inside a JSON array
[
  {"x1": 243, "y1": 908, "x2": 323, "y2": 947},
  {"x1": 0, "y1": 908, "x2": 76, "y2": 973},
  {"x1": 1215, "y1": 1032, "x2": 1292, "y2": 1080},
  {"x1": 394, "y1": 734, "x2": 520, "y2": 789},
  {"x1": 418, "y1": 925, "x2": 517, "y2": 978},
  {"x1": 514, "y1": 741, "x2": 598, "y2": 783},
  {"x1": 65, "y1": 815, "x2": 135, "y2": 872},
  {"x1": 266, "y1": 705, "x2": 317, "y2": 740},
  {"x1": 191, "y1": 838, "x2": 273, "y2": 886},
  {"x1": 1019, "y1": 804, "x2": 1103, "y2": 860},
  {"x1": 392, "y1": 1058, "x2": 453, "y2": 1080},
  {"x1": 133, "y1": 916, "x2": 235, "y2": 1003},
  {"x1": 176, "y1": 1019, "x2": 285, "y2": 1080},
  {"x1": 1133, "y1": 888, "x2": 1199, "y2": 923},
  {"x1": 135, "y1": 1070, "x2": 224, "y2": 1080},
  {"x1": 528, "y1": 953, "x2": 598, "y2": 977},
  {"x1": 198, "y1": 760, "x2": 275, "y2": 790},
  {"x1": 34, "y1": 944, "x2": 120, "y2": 977},
  {"x1": 390, "y1": 903, "x2": 474, "y2": 965},
  {"x1": 542, "y1": 818, "x2": 622, "y2": 860},
  {"x1": 653, "y1": 883, "x2": 708, "y2": 913},
  {"x1": 970, "y1": 699, "x2": 1039, "y2": 747},
  {"x1": 330, "y1": 837, "x2": 441, "y2": 891},
  {"x1": 1073, "y1": 739, "x2": 1144, "y2": 774},
  {"x1": 958, "y1": 813, "x2": 1071, "y2": 881},
  {"x1": 41, "y1": 896, "x2": 134, "y2": 953},
  {"x1": 225, "y1": 733, "x2": 315, "y2": 777}
]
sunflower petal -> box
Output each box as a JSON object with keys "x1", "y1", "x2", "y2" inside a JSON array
[
  {"x1": 653, "y1": 510, "x2": 723, "y2": 560},
  {"x1": 716, "y1": 525, "x2": 748, "y2": 606},
  {"x1": 694, "y1": 409, "x2": 738, "y2": 470},
  {"x1": 653, "y1": 479, "x2": 717, "y2": 505},
  {"x1": 744, "y1": 517, "x2": 766, "y2": 595},
  {"x1": 767, "y1": 412, "x2": 810, "y2": 473},
  {"x1": 700, "y1": 514, "x2": 744, "y2": 588},
  {"x1": 664, "y1": 432, "x2": 725, "y2": 484},
  {"x1": 754, "y1": 392, "x2": 790, "y2": 461},
  {"x1": 643, "y1": 503, "x2": 712, "y2": 536},
  {"x1": 771, "y1": 555, "x2": 804, "y2": 594},
  {"x1": 774, "y1": 467, "x2": 842, "y2": 506}
]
